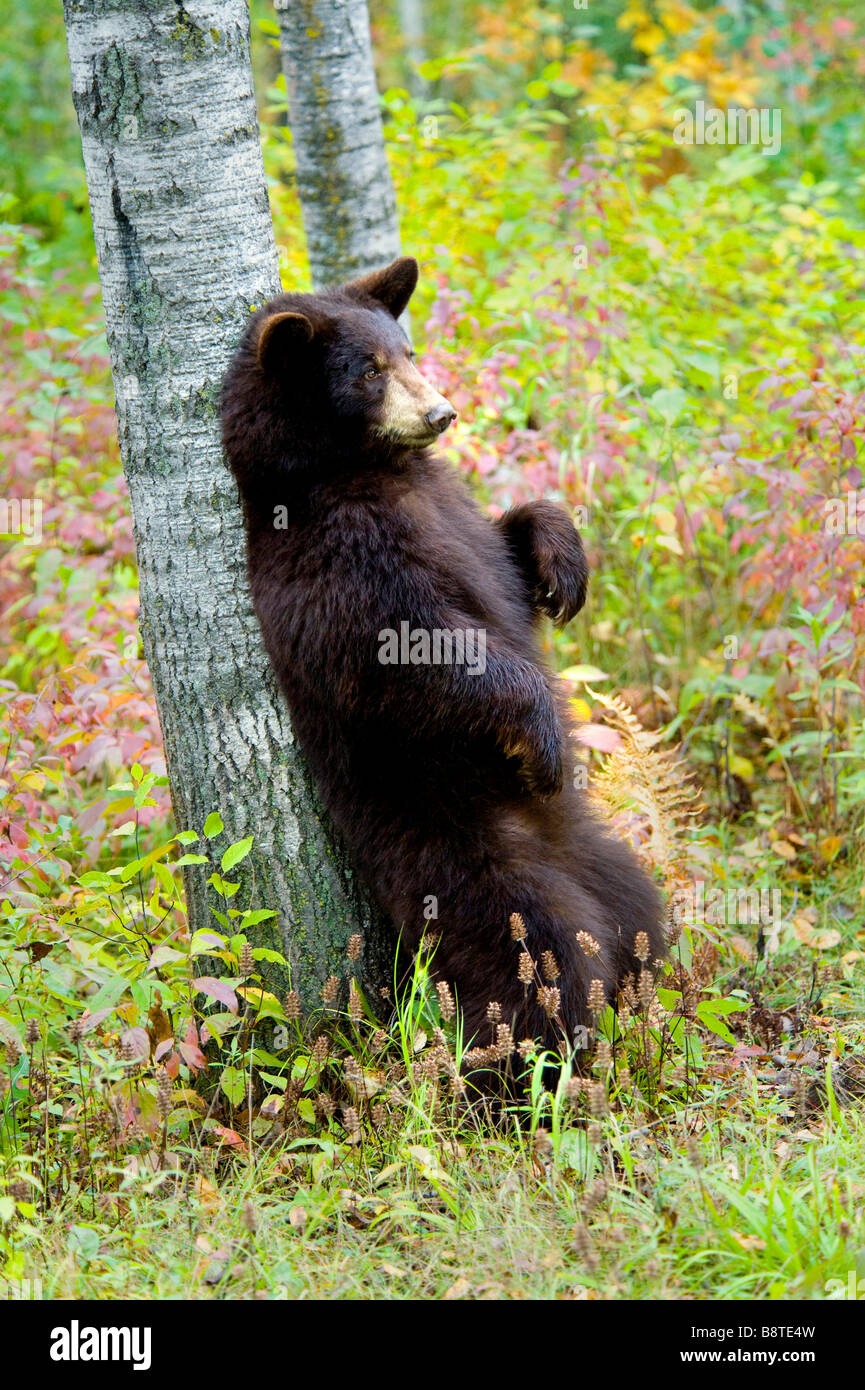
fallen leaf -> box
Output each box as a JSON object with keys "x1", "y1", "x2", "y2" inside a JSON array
[
  {"x1": 772, "y1": 839, "x2": 797, "y2": 860},
  {"x1": 729, "y1": 934, "x2": 755, "y2": 962},
  {"x1": 443, "y1": 1277, "x2": 471, "y2": 1300},
  {"x1": 192, "y1": 1175, "x2": 221, "y2": 1213},
  {"x1": 794, "y1": 919, "x2": 841, "y2": 950},
  {"x1": 730, "y1": 1232, "x2": 766, "y2": 1251},
  {"x1": 344, "y1": 1068, "x2": 386, "y2": 1101}
]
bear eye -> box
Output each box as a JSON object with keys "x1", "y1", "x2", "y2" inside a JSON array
[{"x1": 363, "y1": 367, "x2": 380, "y2": 381}]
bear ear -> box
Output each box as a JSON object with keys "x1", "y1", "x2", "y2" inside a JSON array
[
  {"x1": 256, "y1": 310, "x2": 315, "y2": 372},
  {"x1": 344, "y1": 256, "x2": 419, "y2": 319}
]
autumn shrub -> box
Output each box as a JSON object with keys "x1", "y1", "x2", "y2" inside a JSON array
[{"x1": 0, "y1": 2, "x2": 863, "y2": 1291}]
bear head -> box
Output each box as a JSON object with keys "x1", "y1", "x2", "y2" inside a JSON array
[{"x1": 223, "y1": 258, "x2": 457, "y2": 486}]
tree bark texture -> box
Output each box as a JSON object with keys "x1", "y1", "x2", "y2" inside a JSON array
[
  {"x1": 276, "y1": 0, "x2": 402, "y2": 286},
  {"x1": 63, "y1": 0, "x2": 388, "y2": 1005}
]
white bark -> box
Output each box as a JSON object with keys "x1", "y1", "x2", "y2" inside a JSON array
[
  {"x1": 63, "y1": 0, "x2": 385, "y2": 1003},
  {"x1": 275, "y1": 0, "x2": 402, "y2": 286},
  {"x1": 398, "y1": 0, "x2": 426, "y2": 97}
]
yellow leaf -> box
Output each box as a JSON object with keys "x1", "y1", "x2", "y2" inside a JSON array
[
  {"x1": 561, "y1": 665, "x2": 608, "y2": 683},
  {"x1": 771, "y1": 840, "x2": 797, "y2": 861},
  {"x1": 192, "y1": 1175, "x2": 221, "y2": 1213},
  {"x1": 345, "y1": 1068, "x2": 386, "y2": 1101},
  {"x1": 289, "y1": 1205, "x2": 307, "y2": 1232},
  {"x1": 655, "y1": 533, "x2": 684, "y2": 555},
  {"x1": 404, "y1": 1144, "x2": 436, "y2": 1168},
  {"x1": 374, "y1": 1163, "x2": 405, "y2": 1186},
  {"x1": 18, "y1": 773, "x2": 45, "y2": 792},
  {"x1": 236, "y1": 986, "x2": 282, "y2": 1009},
  {"x1": 633, "y1": 23, "x2": 666, "y2": 53},
  {"x1": 819, "y1": 836, "x2": 843, "y2": 862},
  {"x1": 729, "y1": 1232, "x2": 766, "y2": 1251},
  {"x1": 728, "y1": 754, "x2": 755, "y2": 782},
  {"x1": 653, "y1": 506, "x2": 678, "y2": 534},
  {"x1": 794, "y1": 918, "x2": 841, "y2": 950},
  {"x1": 569, "y1": 697, "x2": 592, "y2": 723},
  {"x1": 443, "y1": 1277, "x2": 472, "y2": 1300}
]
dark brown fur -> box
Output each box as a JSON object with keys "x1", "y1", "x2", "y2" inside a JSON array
[{"x1": 220, "y1": 257, "x2": 664, "y2": 1059}]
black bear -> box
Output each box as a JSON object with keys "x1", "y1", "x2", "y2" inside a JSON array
[{"x1": 220, "y1": 256, "x2": 664, "y2": 1064}]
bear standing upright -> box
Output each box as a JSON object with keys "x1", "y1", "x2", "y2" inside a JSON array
[{"x1": 220, "y1": 256, "x2": 664, "y2": 1062}]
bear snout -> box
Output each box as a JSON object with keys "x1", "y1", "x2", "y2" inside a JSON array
[{"x1": 424, "y1": 401, "x2": 457, "y2": 434}]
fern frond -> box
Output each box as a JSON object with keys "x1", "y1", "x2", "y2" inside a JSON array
[{"x1": 584, "y1": 688, "x2": 702, "y2": 883}]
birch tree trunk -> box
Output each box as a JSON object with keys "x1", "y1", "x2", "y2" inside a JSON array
[
  {"x1": 275, "y1": 0, "x2": 402, "y2": 286},
  {"x1": 63, "y1": 0, "x2": 387, "y2": 1005},
  {"x1": 398, "y1": 0, "x2": 427, "y2": 99}
]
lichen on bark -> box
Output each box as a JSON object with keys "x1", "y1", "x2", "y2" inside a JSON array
[{"x1": 63, "y1": 0, "x2": 389, "y2": 1008}]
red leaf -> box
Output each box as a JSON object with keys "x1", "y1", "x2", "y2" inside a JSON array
[
  {"x1": 178, "y1": 1041, "x2": 208, "y2": 1072},
  {"x1": 574, "y1": 723, "x2": 622, "y2": 752},
  {"x1": 78, "y1": 1007, "x2": 115, "y2": 1034},
  {"x1": 211, "y1": 1125, "x2": 246, "y2": 1149},
  {"x1": 120, "y1": 1026, "x2": 149, "y2": 1062},
  {"x1": 194, "y1": 977, "x2": 238, "y2": 1013}
]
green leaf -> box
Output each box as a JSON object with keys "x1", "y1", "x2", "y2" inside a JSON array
[
  {"x1": 86, "y1": 973, "x2": 130, "y2": 1014},
  {"x1": 656, "y1": 988, "x2": 683, "y2": 1011},
  {"x1": 109, "y1": 821, "x2": 136, "y2": 837},
  {"x1": 190, "y1": 929, "x2": 227, "y2": 956},
  {"x1": 258, "y1": 1072, "x2": 288, "y2": 1091},
  {"x1": 69, "y1": 1225, "x2": 101, "y2": 1262},
  {"x1": 239, "y1": 910, "x2": 277, "y2": 927},
  {"x1": 698, "y1": 997, "x2": 751, "y2": 1016},
  {"x1": 203, "y1": 812, "x2": 224, "y2": 840},
  {"x1": 695, "y1": 1000, "x2": 740, "y2": 1045},
  {"x1": 649, "y1": 387, "x2": 688, "y2": 425},
  {"x1": 220, "y1": 1065, "x2": 245, "y2": 1106},
  {"x1": 221, "y1": 837, "x2": 253, "y2": 872},
  {"x1": 76, "y1": 871, "x2": 113, "y2": 889},
  {"x1": 208, "y1": 872, "x2": 240, "y2": 898},
  {"x1": 252, "y1": 947, "x2": 288, "y2": 965}
]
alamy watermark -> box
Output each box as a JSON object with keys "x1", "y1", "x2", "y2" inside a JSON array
[
  {"x1": 673, "y1": 881, "x2": 784, "y2": 928},
  {"x1": 822, "y1": 492, "x2": 865, "y2": 535},
  {"x1": 0, "y1": 497, "x2": 43, "y2": 545},
  {"x1": 825, "y1": 1271, "x2": 865, "y2": 1300},
  {"x1": 49, "y1": 1320, "x2": 151, "y2": 1371},
  {"x1": 378, "y1": 621, "x2": 487, "y2": 675},
  {"x1": 674, "y1": 101, "x2": 782, "y2": 156},
  {"x1": 1, "y1": 1276, "x2": 42, "y2": 1299}
]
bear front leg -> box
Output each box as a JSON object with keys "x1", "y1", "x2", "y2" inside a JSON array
[
  {"x1": 437, "y1": 651, "x2": 565, "y2": 799},
  {"x1": 498, "y1": 672, "x2": 564, "y2": 798},
  {"x1": 373, "y1": 640, "x2": 564, "y2": 798},
  {"x1": 496, "y1": 500, "x2": 588, "y2": 625}
]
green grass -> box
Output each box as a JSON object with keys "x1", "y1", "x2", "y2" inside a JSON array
[{"x1": 4, "y1": 914, "x2": 864, "y2": 1303}]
